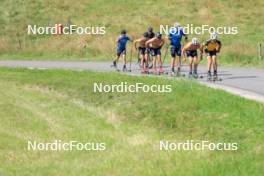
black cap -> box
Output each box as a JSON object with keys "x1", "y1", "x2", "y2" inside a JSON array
[
  {"x1": 156, "y1": 32, "x2": 162, "y2": 38},
  {"x1": 121, "y1": 29, "x2": 126, "y2": 35},
  {"x1": 143, "y1": 32, "x2": 148, "y2": 38}
]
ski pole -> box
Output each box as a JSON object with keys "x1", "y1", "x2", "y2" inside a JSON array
[
  {"x1": 136, "y1": 48, "x2": 140, "y2": 65},
  {"x1": 129, "y1": 44, "x2": 133, "y2": 72},
  {"x1": 162, "y1": 44, "x2": 169, "y2": 64}
]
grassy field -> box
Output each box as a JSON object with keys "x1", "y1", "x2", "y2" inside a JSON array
[
  {"x1": 0, "y1": 0, "x2": 264, "y2": 67},
  {"x1": 0, "y1": 68, "x2": 264, "y2": 175}
]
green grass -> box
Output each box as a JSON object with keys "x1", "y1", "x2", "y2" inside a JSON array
[
  {"x1": 0, "y1": 0, "x2": 264, "y2": 67},
  {"x1": 0, "y1": 68, "x2": 264, "y2": 175}
]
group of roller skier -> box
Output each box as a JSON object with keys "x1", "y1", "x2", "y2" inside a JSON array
[{"x1": 112, "y1": 22, "x2": 222, "y2": 79}]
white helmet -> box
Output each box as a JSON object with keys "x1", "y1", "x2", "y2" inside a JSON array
[
  {"x1": 210, "y1": 32, "x2": 217, "y2": 40},
  {"x1": 192, "y1": 38, "x2": 199, "y2": 45},
  {"x1": 174, "y1": 22, "x2": 180, "y2": 28}
]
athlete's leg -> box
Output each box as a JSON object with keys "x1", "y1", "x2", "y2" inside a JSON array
[
  {"x1": 113, "y1": 51, "x2": 121, "y2": 68},
  {"x1": 157, "y1": 54, "x2": 163, "y2": 72},
  {"x1": 144, "y1": 53, "x2": 149, "y2": 71},
  {"x1": 193, "y1": 56, "x2": 199, "y2": 75},
  {"x1": 144, "y1": 53, "x2": 148, "y2": 72},
  {"x1": 176, "y1": 56, "x2": 181, "y2": 73},
  {"x1": 189, "y1": 57, "x2": 193, "y2": 75},
  {"x1": 122, "y1": 52, "x2": 127, "y2": 70},
  {"x1": 170, "y1": 47, "x2": 175, "y2": 73},
  {"x1": 140, "y1": 53, "x2": 145, "y2": 73},
  {"x1": 212, "y1": 55, "x2": 217, "y2": 76},
  {"x1": 207, "y1": 55, "x2": 212, "y2": 75},
  {"x1": 171, "y1": 56, "x2": 175, "y2": 72},
  {"x1": 176, "y1": 47, "x2": 182, "y2": 73},
  {"x1": 148, "y1": 48, "x2": 154, "y2": 69},
  {"x1": 114, "y1": 54, "x2": 120, "y2": 63},
  {"x1": 152, "y1": 56, "x2": 157, "y2": 72}
]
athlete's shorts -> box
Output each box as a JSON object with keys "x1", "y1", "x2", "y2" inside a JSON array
[
  {"x1": 138, "y1": 47, "x2": 146, "y2": 55},
  {"x1": 117, "y1": 48, "x2": 126, "y2": 56},
  {"x1": 206, "y1": 51, "x2": 217, "y2": 57},
  {"x1": 146, "y1": 48, "x2": 153, "y2": 55},
  {"x1": 170, "y1": 46, "x2": 181, "y2": 57},
  {"x1": 186, "y1": 50, "x2": 197, "y2": 57},
  {"x1": 151, "y1": 48, "x2": 161, "y2": 56}
]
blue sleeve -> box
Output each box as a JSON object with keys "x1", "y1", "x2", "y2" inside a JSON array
[
  {"x1": 117, "y1": 36, "x2": 121, "y2": 42},
  {"x1": 168, "y1": 32, "x2": 172, "y2": 39},
  {"x1": 180, "y1": 29, "x2": 185, "y2": 36}
]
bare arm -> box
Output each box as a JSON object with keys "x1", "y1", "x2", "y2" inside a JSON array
[
  {"x1": 134, "y1": 39, "x2": 140, "y2": 50},
  {"x1": 160, "y1": 39, "x2": 165, "y2": 47},
  {"x1": 165, "y1": 36, "x2": 170, "y2": 45},
  {"x1": 181, "y1": 43, "x2": 189, "y2": 56},
  {"x1": 145, "y1": 38, "x2": 154, "y2": 48}
]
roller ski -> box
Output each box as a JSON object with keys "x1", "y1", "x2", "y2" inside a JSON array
[
  {"x1": 188, "y1": 72, "x2": 194, "y2": 79},
  {"x1": 193, "y1": 70, "x2": 203, "y2": 79},
  {"x1": 122, "y1": 65, "x2": 129, "y2": 72},
  {"x1": 206, "y1": 71, "x2": 212, "y2": 81},
  {"x1": 207, "y1": 71, "x2": 222, "y2": 81},
  {"x1": 172, "y1": 71, "x2": 186, "y2": 77},
  {"x1": 188, "y1": 71, "x2": 203, "y2": 79},
  {"x1": 193, "y1": 72, "x2": 199, "y2": 79},
  {"x1": 171, "y1": 68, "x2": 185, "y2": 77},
  {"x1": 111, "y1": 61, "x2": 120, "y2": 72},
  {"x1": 212, "y1": 72, "x2": 222, "y2": 81}
]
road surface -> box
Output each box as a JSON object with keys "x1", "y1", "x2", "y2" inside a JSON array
[{"x1": 0, "y1": 60, "x2": 263, "y2": 103}]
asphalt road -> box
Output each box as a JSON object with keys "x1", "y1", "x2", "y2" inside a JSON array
[{"x1": 0, "y1": 60, "x2": 263, "y2": 103}]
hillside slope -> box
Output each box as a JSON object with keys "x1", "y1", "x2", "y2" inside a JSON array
[{"x1": 0, "y1": 0, "x2": 263, "y2": 66}]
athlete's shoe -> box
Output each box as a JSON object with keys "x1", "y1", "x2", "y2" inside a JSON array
[
  {"x1": 193, "y1": 70, "x2": 198, "y2": 78},
  {"x1": 112, "y1": 61, "x2": 117, "y2": 68},
  {"x1": 171, "y1": 67, "x2": 175, "y2": 76},
  {"x1": 207, "y1": 71, "x2": 212, "y2": 77},
  {"x1": 177, "y1": 67, "x2": 181, "y2": 72},
  {"x1": 213, "y1": 70, "x2": 217, "y2": 77},
  {"x1": 122, "y1": 65, "x2": 127, "y2": 72}
]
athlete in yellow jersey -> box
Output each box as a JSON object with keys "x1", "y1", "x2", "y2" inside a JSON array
[
  {"x1": 202, "y1": 32, "x2": 222, "y2": 77},
  {"x1": 134, "y1": 32, "x2": 149, "y2": 73},
  {"x1": 182, "y1": 38, "x2": 203, "y2": 77}
]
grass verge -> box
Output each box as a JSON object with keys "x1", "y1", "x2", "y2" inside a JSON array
[{"x1": 0, "y1": 68, "x2": 264, "y2": 175}]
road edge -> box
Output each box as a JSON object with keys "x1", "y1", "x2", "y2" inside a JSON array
[{"x1": 200, "y1": 82, "x2": 264, "y2": 104}]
